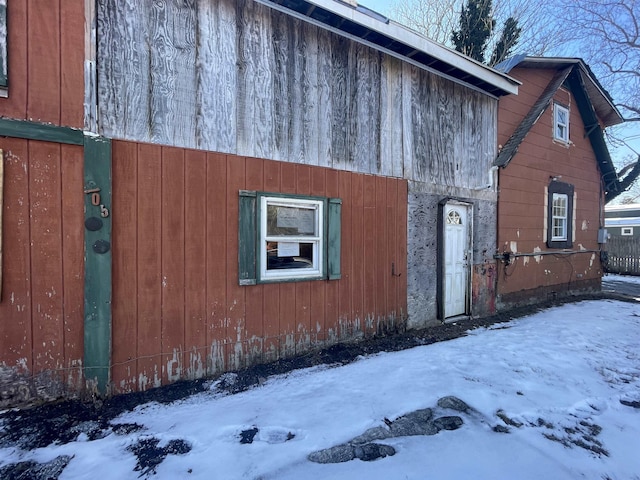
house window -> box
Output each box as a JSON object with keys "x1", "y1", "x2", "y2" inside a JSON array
[
  {"x1": 622, "y1": 227, "x2": 633, "y2": 236},
  {"x1": 553, "y1": 103, "x2": 569, "y2": 143},
  {"x1": 238, "y1": 191, "x2": 341, "y2": 284},
  {"x1": 551, "y1": 193, "x2": 568, "y2": 240},
  {"x1": 547, "y1": 180, "x2": 574, "y2": 248},
  {"x1": 261, "y1": 196, "x2": 323, "y2": 280}
]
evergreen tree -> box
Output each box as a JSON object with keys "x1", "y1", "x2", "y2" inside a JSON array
[
  {"x1": 451, "y1": 0, "x2": 495, "y2": 63},
  {"x1": 489, "y1": 16, "x2": 522, "y2": 66}
]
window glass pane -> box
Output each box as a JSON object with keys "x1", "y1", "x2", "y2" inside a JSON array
[
  {"x1": 266, "y1": 241, "x2": 315, "y2": 270},
  {"x1": 267, "y1": 204, "x2": 317, "y2": 236},
  {"x1": 552, "y1": 193, "x2": 567, "y2": 240},
  {"x1": 554, "y1": 104, "x2": 569, "y2": 142}
]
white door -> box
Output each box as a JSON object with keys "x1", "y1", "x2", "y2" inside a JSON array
[{"x1": 444, "y1": 203, "x2": 471, "y2": 318}]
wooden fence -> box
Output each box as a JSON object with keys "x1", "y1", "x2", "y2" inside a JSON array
[{"x1": 605, "y1": 236, "x2": 640, "y2": 275}]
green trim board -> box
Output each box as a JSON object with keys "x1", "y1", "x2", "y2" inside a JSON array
[
  {"x1": 0, "y1": 117, "x2": 84, "y2": 145},
  {"x1": 327, "y1": 198, "x2": 342, "y2": 280},
  {"x1": 83, "y1": 134, "x2": 112, "y2": 395},
  {"x1": 238, "y1": 190, "x2": 257, "y2": 285}
]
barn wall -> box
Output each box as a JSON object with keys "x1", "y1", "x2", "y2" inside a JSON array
[
  {"x1": 496, "y1": 68, "x2": 604, "y2": 307},
  {"x1": 0, "y1": 138, "x2": 84, "y2": 407},
  {"x1": 0, "y1": 0, "x2": 84, "y2": 127},
  {"x1": 110, "y1": 140, "x2": 408, "y2": 394},
  {"x1": 97, "y1": 0, "x2": 498, "y2": 189}
]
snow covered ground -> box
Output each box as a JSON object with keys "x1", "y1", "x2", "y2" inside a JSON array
[{"x1": 2, "y1": 296, "x2": 640, "y2": 479}]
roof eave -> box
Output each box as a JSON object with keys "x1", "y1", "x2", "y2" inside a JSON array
[
  {"x1": 497, "y1": 56, "x2": 623, "y2": 127},
  {"x1": 255, "y1": 0, "x2": 520, "y2": 97}
]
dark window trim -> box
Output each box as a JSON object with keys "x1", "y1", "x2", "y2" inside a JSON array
[
  {"x1": 547, "y1": 180, "x2": 574, "y2": 248},
  {"x1": 553, "y1": 102, "x2": 570, "y2": 144}
]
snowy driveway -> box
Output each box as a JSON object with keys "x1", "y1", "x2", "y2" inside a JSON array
[{"x1": 2, "y1": 298, "x2": 640, "y2": 479}]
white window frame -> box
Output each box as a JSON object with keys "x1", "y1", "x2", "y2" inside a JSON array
[
  {"x1": 259, "y1": 196, "x2": 324, "y2": 281},
  {"x1": 554, "y1": 103, "x2": 569, "y2": 143},
  {"x1": 551, "y1": 193, "x2": 568, "y2": 241},
  {"x1": 621, "y1": 227, "x2": 633, "y2": 236}
]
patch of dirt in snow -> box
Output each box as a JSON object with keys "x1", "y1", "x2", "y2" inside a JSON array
[{"x1": 0, "y1": 291, "x2": 633, "y2": 479}]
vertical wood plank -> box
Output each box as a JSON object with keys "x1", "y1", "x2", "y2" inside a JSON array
[
  {"x1": 386, "y1": 178, "x2": 399, "y2": 323},
  {"x1": 317, "y1": 28, "x2": 333, "y2": 169},
  {"x1": 289, "y1": 18, "x2": 304, "y2": 165},
  {"x1": 29, "y1": 141, "x2": 64, "y2": 381},
  {"x1": 226, "y1": 156, "x2": 246, "y2": 370},
  {"x1": 97, "y1": 0, "x2": 151, "y2": 141},
  {"x1": 148, "y1": 0, "x2": 197, "y2": 147},
  {"x1": 375, "y1": 176, "x2": 387, "y2": 330},
  {"x1": 380, "y1": 56, "x2": 404, "y2": 178},
  {"x1": 27, "y1": 0, "x2": 61, "y2": 123},
  {"x1": 184, "y1": 149, "x2": 207, "y2": 380},
  {"x1": 351, "y1": 174, "x2": 365, "y2": 335},
  {"x1": 363, "y1": 174, "x2": 376, "y2": 336},
  {"x1": 301, "y1": 21, "x2": 319, "y2": 166},
  {"x1": 60, "y1": 144, "x2": 84, "y2": 389},
  {"x1": 0, "y1": 139, "x2": 32, "y2": 372},
  {"x1": 236, "y1": 0, "x2": 273, "y2": 158},
  {"x1": 136, "y1": 143, "x2": 162, "y2": 390},
  {"x1": 330, "y1": 34, "x2": 349, "y2": 171},
  {"x1": 401, "y1": 62, "x2": 414, "y2": 181},
  {"x1": 244, "y1": 157, "x2": 264, "y2": 365},
  {"x1": 111, "y1": 140, "x2": 138, "y2": 393},
  {"x1": 271, "y1": 10, "x2": 291, "y2": 162},
  {"x1": 196, "y1": 0, "x2": 237, "y2": 153},
  {"x1": 206, "y1": 152, "x2": 227, "y2": 375},
  {"x1": 338, "y1": 171, "x2": 353, "y2": 338},
  {"x1": 398, "y1": 180, "x2": 408, "y2": 319},
  {"x1": 262, "y1": 160, "x2": 281, "y2": 362},
  {"x1": 161, "y1": 147, "x2": 185, "y2": 384},
  {"x1": 60, "y1": 0, "x2": 84, "y2": 127}
]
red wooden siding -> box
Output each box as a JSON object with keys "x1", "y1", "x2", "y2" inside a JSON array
[
  {"x1": 0, "y1": 0, "x2": 84, "y2": 128},
  {"x1": 497, "y1": 68, "x2": 604, "y2": 302},
  {"x1": 110, "y1": 140, "x2": 408, "y2": 393},
  {"x1": 0, "y1": 138, "x2": 84, "y2": 404}
]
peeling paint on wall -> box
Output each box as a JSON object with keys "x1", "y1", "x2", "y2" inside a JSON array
[{"x1": 533, "y1": 247, "x2": 542, "y2": 263}]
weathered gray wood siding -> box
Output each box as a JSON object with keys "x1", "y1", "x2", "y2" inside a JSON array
[{"x1": 97, "y1": 0, "x2": 497, "y2": 187}]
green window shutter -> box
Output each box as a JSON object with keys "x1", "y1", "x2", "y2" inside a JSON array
[
  {"x1": 328, "y1": 198, "x2": 341, "y2": 280},
  {"x1": 239, "y1": 190, "x2": 257, "y2": 285}
]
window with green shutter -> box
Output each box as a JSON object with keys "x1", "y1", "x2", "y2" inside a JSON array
[{"x1": 239, "y1": 191, "x2": 341, "y2": 285}]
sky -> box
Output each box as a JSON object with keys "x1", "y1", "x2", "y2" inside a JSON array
[{"x1": 1, "y1": 276, "x2": 639, "y2": 479}]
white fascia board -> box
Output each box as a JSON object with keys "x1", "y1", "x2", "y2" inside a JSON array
[
  {"x1": 605, "y1": 217, "x2": 640, "y2": 227},
  {"x1": 259, "y1": 0, "x2": 519, "y2": 96}
]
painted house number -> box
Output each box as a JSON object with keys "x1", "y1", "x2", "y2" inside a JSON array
[{"x1": 84, "y1": 187, "x2": 110, "y2": 218}]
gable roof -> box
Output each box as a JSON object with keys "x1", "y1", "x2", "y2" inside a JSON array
[
  {"x1": 496, "y1": 56, "x2": 622, "y2": 126},
  {"x1": 493, "y1": 56, "x2": 624, "y2": 198},
  {"x1": 255, "y1": 0, "x2": 519, "y2": 97}
]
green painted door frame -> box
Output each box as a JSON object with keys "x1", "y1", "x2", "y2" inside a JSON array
[{"x1": 0, "y1": 119, "x2": 112, "y2": 395}]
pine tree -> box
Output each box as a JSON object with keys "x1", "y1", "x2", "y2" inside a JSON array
[
  {"x1": 451, "y1": 0, "x2": 495, "y2": 63},
  {"x1": 489, "y1": 16, "x2": 522, "y2": 66}
]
